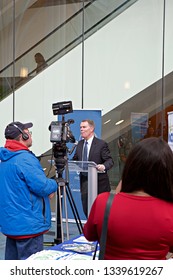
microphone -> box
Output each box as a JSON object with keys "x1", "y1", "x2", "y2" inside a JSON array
[
  {"x1": 66, "y1": 125, "x2": 76, "y2": 143},
  {"x1": 69, "y1": 141, "x2": 78, "y2": 155},
  {"x1": 67, "y1": 119, "x2": 74, "y2": 124}
]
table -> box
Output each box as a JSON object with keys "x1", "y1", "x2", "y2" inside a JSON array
[{"x1": 27, "y1": 234, "x2": 99, "y2": 260}]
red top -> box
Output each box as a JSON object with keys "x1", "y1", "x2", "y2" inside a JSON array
[{"x1": 83, "y1": 192, "x2": 173, "y2": 259}]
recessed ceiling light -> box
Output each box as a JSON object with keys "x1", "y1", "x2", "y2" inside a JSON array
[
  {"x1": 124, "y1": 81, "x2": 130, "y2": 89},
  {"x1": 104, "y1": 119, "x2": 111, "y2": 124},
  {"x1": 115, "y1": 119, "x2": 124, "y2": 125}
]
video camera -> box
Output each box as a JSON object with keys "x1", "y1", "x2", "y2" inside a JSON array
[{"x1": 49, "y1": 101, "x2": 76, "y2": 177}]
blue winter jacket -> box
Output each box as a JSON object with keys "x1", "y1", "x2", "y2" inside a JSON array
[{"x1": 0, "y1": 148, "x2": 57, "y2": 236}]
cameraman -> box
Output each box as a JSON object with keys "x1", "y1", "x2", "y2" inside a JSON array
[
  {"x1": 73, "y1": 119, "x2": 114, "y2": 218},
  {"x1": 0, "y1": 121, "x2": 58, "y2": 260}
]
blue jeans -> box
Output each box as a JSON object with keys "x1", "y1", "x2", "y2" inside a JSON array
[{"x1": 5, "y1": 235, "x2": 43, "y2": 260}]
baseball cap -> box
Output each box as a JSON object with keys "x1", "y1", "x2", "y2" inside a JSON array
[{"x1": 5, "y1": 121, "x2": 33, "y2": 139}]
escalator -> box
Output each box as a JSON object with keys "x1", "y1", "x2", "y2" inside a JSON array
[{"x1": 0, "y1": 0, "x2": 137, "y2": 101}]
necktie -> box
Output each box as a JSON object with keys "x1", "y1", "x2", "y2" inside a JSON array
[
  {"x1": 83, "y1": 141, "x2": 88, "y2": 170},
  {"x1": 83, "y1": 141, "x2": 88, "y2": 162}
]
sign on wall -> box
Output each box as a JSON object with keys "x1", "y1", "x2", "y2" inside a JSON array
[
  {"x1": 168, "y1": 111, "x2": 173, "y2": 151},
  {"x1": 131, "y1": 112, "x2": 148, "y2": 143}
]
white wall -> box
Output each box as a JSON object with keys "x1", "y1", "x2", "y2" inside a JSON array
[{"x1": 0, "y1": 0, "x2": 173, "y2": 156}]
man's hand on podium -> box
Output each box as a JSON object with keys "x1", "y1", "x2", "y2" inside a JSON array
[{"x1": 96, "y1": 164, "x2": 105, "y2": 172}]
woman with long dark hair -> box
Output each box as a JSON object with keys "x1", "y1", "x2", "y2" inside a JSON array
[{"x1": 83, "y1": 137, "x2": 173, "y2": 259}]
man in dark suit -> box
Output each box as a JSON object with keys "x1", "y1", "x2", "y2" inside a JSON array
[{"x1": 72, "y1": 119, "x2": 114, "y2": 218}]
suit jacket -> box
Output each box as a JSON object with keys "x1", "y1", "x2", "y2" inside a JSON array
[{"x1": 73, "y1": 136, "x2": 114, "y2": 193}]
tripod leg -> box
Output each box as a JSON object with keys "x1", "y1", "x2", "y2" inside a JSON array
[
  {"x1": 55, "y1": 182, "x2": 70, "y2": 243},
  {"x1": 58, "y1": 185, "x2": 64, "y2": 242},
  {"x1": 62, "y1": 183, "x2": 69, "y2": 240},
  {"x1": 54, "y1": 187, "x2": 62, "y2": 244},
  {"x1": 66, "y1": 183, "x2": 83, "y2": 234}
]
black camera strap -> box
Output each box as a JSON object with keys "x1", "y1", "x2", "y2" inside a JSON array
[{"x1": 98, "y1": 189, "x2": 116, "y2": 260}]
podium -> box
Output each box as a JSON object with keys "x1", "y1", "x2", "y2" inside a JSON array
[
  {"x1": 68, "y1": 160, "x2": 99, "y2": 216},
  {"x1": 47, "y1": 159, "x2": 100, "y2": 243}
]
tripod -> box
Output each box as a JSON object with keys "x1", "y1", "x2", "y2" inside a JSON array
[{"x1": 53, "y1": 158, "x2": 83, "y2": 244}]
